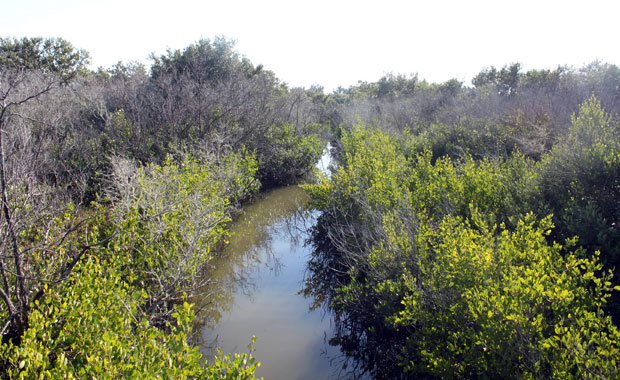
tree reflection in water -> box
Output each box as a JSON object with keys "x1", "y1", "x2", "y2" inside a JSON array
[
  {"x1": 303, "y1": 213, "x2": 408, "y2": 380},
  {"x1": 194, "y1": 185, "x2": 310, "y2": 328},
  {"x1": 194, "y1": 185, "x2": 345, "y2": 380},
  {"x1": 194, "y1": 146, "x2": 392, "y2": 380}
]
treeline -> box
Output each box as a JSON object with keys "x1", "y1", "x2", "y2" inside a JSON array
[
  {"x1": 1, "y1": 36, "x2": 326, "y2": 202},
  {"x1": 330, "y1": 62, "x2": 620, "y2": 159},
  {"x1": 304, "y1": 63, "x2": 620, "y2": 378},
  {"x1": 0, "y1": 36, "x2": 326, "y2": 378},
  {"x1": 2, "y1": 33, "x2": 620, "y2": 379}
]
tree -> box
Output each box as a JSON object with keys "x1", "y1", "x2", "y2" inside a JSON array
[
  {"x1": 0, "y1": 37, "x2": 94, "y2": 343},
  {"x1": 149, "y1": 37, "x2": 251, "y2": 83},
  {"x1": 107, "y1": 151, "x2": 260, "y2": 325},
  {"x1": 0, "y1": 37, "x2": 89, "y2": 81},
  {"x1": 304, "y1": 124, "x2": 620, "y2": 378},
  {"x1": 472, "y1": 63, "x2": 522, "y2": 96}
]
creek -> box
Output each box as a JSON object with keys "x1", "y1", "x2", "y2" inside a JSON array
[{"x1": 197, "y1": 150, "x2": 350, "y2": 379}]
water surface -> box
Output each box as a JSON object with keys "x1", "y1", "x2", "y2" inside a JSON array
[{"x1": 198, "y1": 184, "x2": 342, "y2": 379}]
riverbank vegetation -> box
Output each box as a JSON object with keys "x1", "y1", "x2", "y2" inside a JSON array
[
  {"x1": 304, "y1": 70, "x2": 620, "y2": 378},
  {"x1": 0, "y1": 36, "x2": 325, "y2": 378},
  {"x1": 2, "y1": 34, "x2": 620, "y2": 379}
]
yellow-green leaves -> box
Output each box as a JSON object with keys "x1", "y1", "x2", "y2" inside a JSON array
[
  {"x1": 1, "y1": 146, "x2": 263, "y2": 378},
  {"x1": 304, "y1": 121, "x2": 620, "y2": 379},
  {"x1": 1, "y1": 257, "x2": 260, "y2": 379},
  {"x1": 109, "y1": 151, "x2": 260, "y2": 322},
  {"x1": 404, "y1": 212, "x2": 620, "y2": 378}
]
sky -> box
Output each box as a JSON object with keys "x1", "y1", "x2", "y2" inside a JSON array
[{"x1": 2, "y1": 0, "x2": 620, "y2": 91}]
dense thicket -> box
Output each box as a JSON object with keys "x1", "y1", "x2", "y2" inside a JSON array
[
  {"x1": 2, "y1": 33, "x2": 620, "y2": 379},
  {"x1": 330, "y1": 63, "x2": 620, "y2": 159},
  {"x1": 326, "y1": 64, "x2": 620, "y2": 302},
  {"x1": 304, "y1": 67, "x2": 620, "y2": 378},
  {"x1": 0, "y1": 36, "x2": 326, "y2": 378}
]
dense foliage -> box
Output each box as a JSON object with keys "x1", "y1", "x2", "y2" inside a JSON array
[
  {"x1": 0, "y1": 151, "x2": 263, "y2": 378},
  {"x1": 2, "y1": 33, "x2": 620, "y2": 379},
  {"x1": 108, "y1": 151, "x2": 260, "y2": 324},
  {"x1": 304, "y1": 97, "x2": 620, "y2": 378},
  {"x1": 0, "y1": 36, "x2": 328, "y2": 379},
  {"x1": 330, "y1": 62, "x2": 620, "y2": 160},
  {"x1": 2, "y1": 256, "x2": 260, "y2": 379}
]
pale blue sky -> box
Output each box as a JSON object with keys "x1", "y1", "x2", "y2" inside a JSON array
[{"x1": 3, "y1": 0, "x2": 619, "y2": 90}]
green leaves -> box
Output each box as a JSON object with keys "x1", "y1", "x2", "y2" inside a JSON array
[
  {"x1": 260, "y1": 122, "x2": 326, "y2": 187},
  {"x1": 0, "y1": 148, "x2": 263, "y2": 378},
  {"x1": 0, "y1": 149, "x2": 263, "y2": 378},
  {"x1": 108, "y1": 151, "x2": 260, "y2": 323},
  {"x1": 398, "y1": 212, "x2": 620, "y2": 378},
  {"x1": 537, "y1": 95, "x2": 620, "y2": 317},
  {"x1": 305, "y1": 121, "x2": 620, "y2": 378},
  {"x1": 0, "y1": 37, "x2": 90, "y2": 80},
  {"x1": 1, "y1": 257, "x2": 260, "y2": 379}
]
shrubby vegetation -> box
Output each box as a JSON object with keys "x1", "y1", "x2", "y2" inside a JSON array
[
  {"x1": 0, "y1": 147, "x2": 263, "y2": 378},
  {"x1": 2, "y1": 255, "x2": 260, "y2": 379},
  {"x1": 330, "y1": 62, "x2": 620, "y2": 160},
  {"x1": 0, "y1": 36, "x2": 328, "y2": 378},
  {"x1": 99, "y1": 37, "x2": 327, "y2": 189},
  {"x1": 304, "y1": 96, "x2": 620, "y2": 378},
  {"x1": 2, "y1": 33, "x2": 620, "y2": 379},
  {"x1": 108, "y1": 150, "x2": 260, "y2": 325}
]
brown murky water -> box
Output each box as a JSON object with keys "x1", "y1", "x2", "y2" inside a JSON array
[{"x1": 197, "y1": 153, "x2": 343, "y2": 379}]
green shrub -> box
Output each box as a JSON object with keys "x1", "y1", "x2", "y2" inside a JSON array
[
  {"x1": 259, "y1": 122, "x2": 326, "y2": 187},
  {"x1": 0, "y1": 256, "x2": 260, "y2": 379},
  {"x1": 0, "y1": 148, "x2": 262, "y2": 378},
  {"x1": 109, "y1": 151, "x2": 260, "y2": 322},
  {"x1": 396, "y1": 212, "x2": 619, "y2": 379},
  {"x1": 538, "y1": 95, "x2": 620, "y2": 268},
  {"x1": 305, "y1": 122, "x2": 620, "y2": 378}
]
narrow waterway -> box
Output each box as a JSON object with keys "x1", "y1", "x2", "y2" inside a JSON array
[{"x1": 197, "y1": 151, "x2": 345, "y2": 379}]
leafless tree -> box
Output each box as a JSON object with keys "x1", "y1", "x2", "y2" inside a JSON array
[{"x1": 0, "y1": 67, "x2": 105, "y2": 343}]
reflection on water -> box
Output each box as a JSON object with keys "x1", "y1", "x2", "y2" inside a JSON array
[
  {"x1": 196, "y1": 186, "x2": 308, "y2": 327},
  {"x1": 197, "y1": 185, "x2": 342, "y2": 380},
  {"x1": 197, "y1": 145, "x2": 374, "y2": 380},
  {"x1": 302, "y1": 214, "x2": 384, "y2": 380}
]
